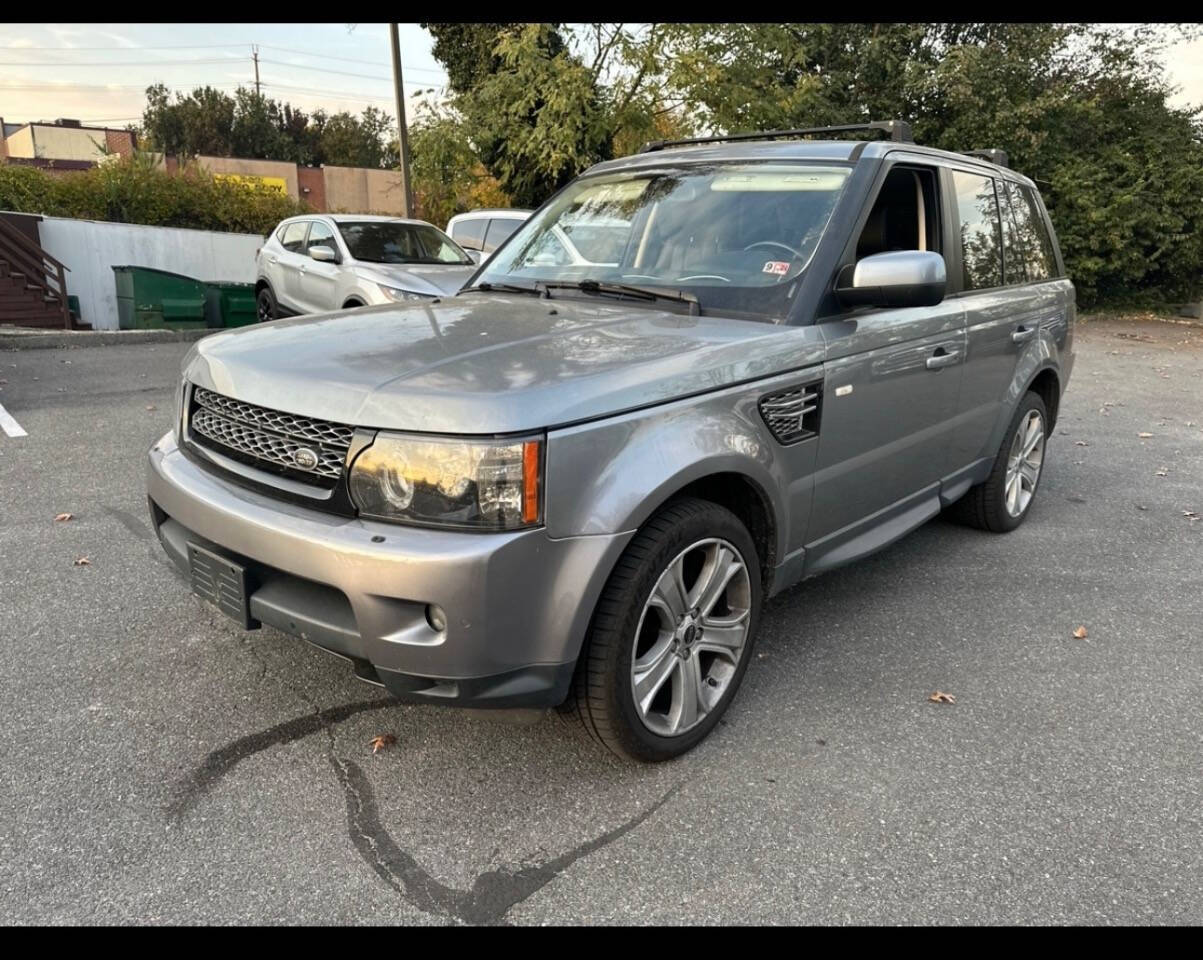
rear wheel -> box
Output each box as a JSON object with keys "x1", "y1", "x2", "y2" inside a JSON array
[
  {"x1": 951, "y1": 391, "x2": 1049, "y2": 532},
  {"x1": 256, "y1": 286, "x2": 277, "y2": 323},
  {"x1": 564, "y1": 497, "x2": 762, "y2": 762}
]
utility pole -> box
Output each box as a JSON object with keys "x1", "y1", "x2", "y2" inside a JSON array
[
  {"x1": 388, "y1": 23, "x2": 414, "y2": 218},
  {"x1": 252, "y1": 45, "x2": 261, "y2": 96}
]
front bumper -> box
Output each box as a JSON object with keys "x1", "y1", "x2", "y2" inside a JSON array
[{"x1": 147, "y1": 431, "x2": 631, "y2": 707}]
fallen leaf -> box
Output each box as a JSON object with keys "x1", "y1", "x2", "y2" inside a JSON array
[
  {"x1": 928, "y1": 691, "x2": 956, "y2": 704},
  {"x1": 1072, "y1": 626, "x2": 1088, "y2": 639},
  {"x1": 73, "y1": 556, "x2": 91, "y2": 566},
  {"x1": 1155, "y1": 469, "x2": 1168, "y2": 477},
  {"x1": 1184, "y1": 510, "x2": 1199, "y2": 520},
  {"x1": 54, "y1": 512, "x2": 73, "y2": 522},
  {"x1": 1075, "y1": 440, "x2": 1089, "y2": 446},
  {"x1": 1138, "y1": 432, "x2": 1153, "y2": 439},
  {"x1": 145, "y1": 404, "x2": 156, "y2": 411},
  {"x1": 369, "y1": 733, "x2": 396, "y2": 754}
]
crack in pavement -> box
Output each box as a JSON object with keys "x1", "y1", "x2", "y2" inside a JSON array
[{"x1": 171, "y1": 680, "x2": 681, "y2": 924}]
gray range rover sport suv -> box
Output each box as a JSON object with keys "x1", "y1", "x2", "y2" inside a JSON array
[{"x1": 148, "y1": 121, "x2": 1074, "y2": 762}]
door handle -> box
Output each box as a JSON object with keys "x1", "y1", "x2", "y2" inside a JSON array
[
  {"x1": 1011, "y1": 326, "x2": 1037, "y2": 343},
  {"x1": 926, "y1": 349, "x2": 960, "y2": 370},
  {"x1": 269, "y1": 257, "x2": 278, "y2": 264}
]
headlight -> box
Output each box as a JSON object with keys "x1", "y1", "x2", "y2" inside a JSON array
[
  {"x1": 349, "y1": 433, "x2": 542, "y2": 530},
  {"x1": 377, "y1": 284, "x2": 432, "y2": 302}
]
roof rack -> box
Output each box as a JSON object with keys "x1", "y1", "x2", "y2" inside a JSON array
[
  {"x1": 961, "y1": 149, "x2": 1009, "y2": 168},
  {"x1": 638, "y1": 119, "x2": 914, "y2": 154}
]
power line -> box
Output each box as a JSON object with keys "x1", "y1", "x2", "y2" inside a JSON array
[
  {"x1": 0, "y1": 57, "x2": 240, "y2": 67},
  {"x1": 0, "y1": 43, "x2": 253, "y2": 51},
  {"x1": 256, "y1": 58, "x2": 397, "y2": 83},
  {"x1": 259, "y1": 43, "x2": 445, "y2": 76}
]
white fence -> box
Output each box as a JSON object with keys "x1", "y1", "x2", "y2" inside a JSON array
[{"x1": 34, "y1": 217, "x2": 263, "y2": 331}]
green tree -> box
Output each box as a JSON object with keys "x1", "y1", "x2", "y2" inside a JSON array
[{"x1": 424, "y1": 23, "x2": 674, "y2": 207}]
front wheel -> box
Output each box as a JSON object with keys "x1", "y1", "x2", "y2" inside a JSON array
[
  {"x1": 951, "y1": 391, "x2": 1049, "y2": 532},
  {"x1": 564, "y1": 497, "x2": 762, "y2": 762},
  {"x1": 255, "y1": 286, "x2": 278, "y2": 323}
]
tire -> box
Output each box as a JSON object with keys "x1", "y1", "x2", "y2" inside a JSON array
[
  {"x1": 256, "y1": 286, "x2": 278, "y2": 323},
  {"x1": 564, "y1": 497, "x2": 762, "y2": 762},
  {"x1": 950, "y1": 390, "x2": 1049, "y2": 533}
]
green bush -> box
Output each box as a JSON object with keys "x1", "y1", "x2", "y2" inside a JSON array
[{"x1": 0, "y1": 154, "x2": 307, "y2": 235}]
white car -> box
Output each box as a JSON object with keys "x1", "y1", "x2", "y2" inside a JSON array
[
  {"x1": 255, "y1": 214, "x2": 478, "y2": 320},
  {"x1": 446, "y1": 209, "x2": 532, "y2": 262}
]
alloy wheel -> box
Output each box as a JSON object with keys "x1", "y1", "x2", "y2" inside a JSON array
[
  {"x1": 1004, "y1": 409, "x2": 1045, "y2": 518},
  {"x1": 630, "y1": 538, "x2": 752, "y2": 737}
]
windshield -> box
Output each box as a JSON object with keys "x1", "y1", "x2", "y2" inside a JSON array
[
  {"x1": 338, "y1": 221, "x2": 472, "y2": 265},
  {"x1": 477, "y1": 162, "x2": 851, "y2": 320}
]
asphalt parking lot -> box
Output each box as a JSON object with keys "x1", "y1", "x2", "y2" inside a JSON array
[{"x1": 1, "y1": 316, "x2": 1200, "y2": 925}]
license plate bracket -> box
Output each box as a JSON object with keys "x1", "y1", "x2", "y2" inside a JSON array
[{"x1": 187, "y1": 542, "x2": 256, "y2": 629}]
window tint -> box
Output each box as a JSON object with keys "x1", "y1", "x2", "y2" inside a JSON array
[
  {"x1": 951, "y1": 172, "x2": 1003, "y2": 290},
  {"x1": 1009, "y1": 183, "x2": 1057, "y2": 281},
  {"x1": 336, "y1": 221, "x2": 471, "y2": 265},
  {"x1": 451, "y1": 218, "x2": 487, "y2": 250},
  {"x1": 278, "y1": 221, "x2": 309, "y2": 253},
  {"x1": 482, "y1": 217, "x2": 522, "y2": 252},
  {"x1": 998, "y1": 182, "x2": 1028, "y2": 284},
  {"x1": 305, "y1": 220, "x2": 336, "y2": 254}
]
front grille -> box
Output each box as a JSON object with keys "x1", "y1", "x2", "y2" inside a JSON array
[
  {"x1": 188, "y1": 386, "x2": 353, "y2": 486},
  {"x1": 759, "y1": 381, "x2": 822, "y2": 445}
]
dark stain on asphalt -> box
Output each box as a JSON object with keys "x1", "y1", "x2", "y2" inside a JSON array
[
  {"x1": 173, "y1": 695, "x2": 679, "y2": 923},
  {"x1": 167, "y1": 697, "x2": 395, "y2": 819},
  {"x1": 335, "y1": 755, "x2": 679, "y2": 924}
]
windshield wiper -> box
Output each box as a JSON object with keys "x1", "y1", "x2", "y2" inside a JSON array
[
  {"x1": 462, "y1": 281, "x2": 546, "y2": 297},
  {"x1": 540, "y1": 279, "x2": 700, "y2": 315}
]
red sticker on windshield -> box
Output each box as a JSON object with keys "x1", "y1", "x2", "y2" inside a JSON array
[{"x1": 762, "y1": 260, "x2": 790, "y2": 276}]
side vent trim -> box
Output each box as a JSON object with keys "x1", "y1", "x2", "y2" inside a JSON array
[{"x1": 759, "y1": 380, "x2": 823, "y2": 445}]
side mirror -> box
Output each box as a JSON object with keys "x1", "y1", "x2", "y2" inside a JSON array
[
  {"x1": 465, "y1": 249, "x2": 482, "y2": 265},
  {"x1": 836, "y1": 251, "x2": 946, "y2": 308},
  {"x1": 309, "y1": 245, "x2": 339, "y2": 263}
]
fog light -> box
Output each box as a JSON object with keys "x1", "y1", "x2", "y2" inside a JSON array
[{"x1": 425, "y1": 604, "x2": 447, "y2": 633}]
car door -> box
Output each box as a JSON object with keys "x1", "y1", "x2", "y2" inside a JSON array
[
  {"x1": 298, "y1": 219, "x2": 342, "y2": 313},
  {"x1": 946, "y1": 172, "x2": 1069, "y2": 470},
  {"x1": 804, "y1": 161, "x2": 967, "y2": 569},
  {"x1": 272, "y1": 220, "x2": 310, "y2": 311}
]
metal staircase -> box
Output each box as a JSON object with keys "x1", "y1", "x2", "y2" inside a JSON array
[{"x1": 0, "y1": 217, "x2": 79, "y2": 329}]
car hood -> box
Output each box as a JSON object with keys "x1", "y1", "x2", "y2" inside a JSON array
[
  {"x1": 355, "y1": 262, "x2": 476, "y2": 296},
  {"x1": 184, "y1": 293, "x2": 824, "y2": 434}
]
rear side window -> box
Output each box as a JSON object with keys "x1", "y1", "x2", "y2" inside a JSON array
[
  {"x1": 1006, "y1": 182, "x2": 1057, "y2": 282},
  {"x1": 951, "y1": 172, "x2": 1003, "y2": 290},
  {"x1": 451, "y1": 218, "x2": 486, "y2": 250},
  {"x1": 278, "y1": 221, "x2": 309, "y2": 253},
  {"x1": 483, "y1": 217, "x2": 522, "y2": 252}
]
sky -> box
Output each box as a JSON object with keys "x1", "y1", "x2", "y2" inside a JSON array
[
  {"x1": 0, "y1": 23, "x2": 450, "y2": 127},
  {"x1": 1, "y1": 23, "x2": 1201, "y2": 131}
]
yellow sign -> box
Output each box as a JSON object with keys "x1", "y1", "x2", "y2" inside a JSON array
[{"x1": 214, "y1": 173, "x2": 288, "y2": 195}]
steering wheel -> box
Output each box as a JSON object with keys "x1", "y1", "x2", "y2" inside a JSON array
[
  {"x1": 676, "y1": 274, "x2": 731, "y2": 283},
  {"x1": 743, "y1": 240, "x2": 803, "y2": 259}
]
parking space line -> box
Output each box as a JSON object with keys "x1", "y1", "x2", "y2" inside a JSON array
[{"x1": 0, "y1": 402, "x2": 27, "y2": 437}]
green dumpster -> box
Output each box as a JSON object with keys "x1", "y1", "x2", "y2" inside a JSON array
[
  {"x1": 112, "y1": 266, "x2": 207, "y2": 330},
  {"x1": 203, "y1": 281, "x2": 258, "y2": 328}
]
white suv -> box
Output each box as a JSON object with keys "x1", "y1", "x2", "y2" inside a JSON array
[
  {"x1": 255, "y1": 214, "x2": 478, "y2": 320},
  {"x1": 446, "y1": 209, "x2": 532, "y2": 263}
]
